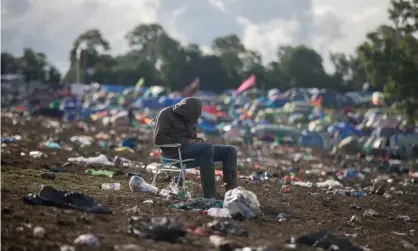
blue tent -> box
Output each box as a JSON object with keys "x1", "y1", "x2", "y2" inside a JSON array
[
  {"x1": 328, "y1": 122, "x2": 364, "y2": 139},
  {"x1": 299, "y1": 130, "x2": 324, "y2": 149},
  {"x1": 101, "y1": 85, "x2": 135, "y2": 93}
]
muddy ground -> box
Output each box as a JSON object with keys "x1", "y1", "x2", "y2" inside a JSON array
[{"x1": 1, "y1": 115, "x2": 418, "y2": 251}]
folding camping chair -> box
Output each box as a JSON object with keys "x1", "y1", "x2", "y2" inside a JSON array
[{"x1": 149, "y1": 119, "x2": 196, "y2": 190}]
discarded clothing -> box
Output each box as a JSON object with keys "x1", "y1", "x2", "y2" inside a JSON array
[
  {"x1": 295, "y1": 229, "x2": 362, "y2": 251},
  {"x1": 206, "y1": 220, "x2": 248, "y2": 237},
  {"x1": 171, "y1": 198, "x2": 223, "y2": 211},
  {"x1": 129, "y1": 216, "x2": 186, "y2": 243},
  {"x1": 23, "y1": 185, "x2": 111, "y2": 214}
]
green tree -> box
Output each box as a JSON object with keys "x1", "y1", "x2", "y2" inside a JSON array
[
  {"x1": 65, "y1": 29, "x2": 110, "y2": 83},
  {"x1": 125, "y1": 23, "x2": 165, "y2": 65},
  {"x1": 1, "y1": 52, "x2": 21, "y2": 74},
  {"x1": 212, "y1": 34, "x2": 245, "y2": 87},
  {"x1": 1, "y1": 49, "x2": 61, "y2": 85},
  {"x1": 357, "y1": 25, "x2": 397, "y2": 91},
  {"x1": 20, "y1": 48, "x2": 47, "y2": 82},
  {"x1": 330, "y1": 52, "x2": 367, "y2": 90},
  {"x1": 277, "y1": 45, "x2": 328, "y2": 89},
  {"x1": 357, "y1": 0, "x2": 418, "y2": 121}
]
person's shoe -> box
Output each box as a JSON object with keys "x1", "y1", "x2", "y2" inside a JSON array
[
  {"x1": 215, "y1": 193, "x2": 224, "y2": 200},
  {"x1": 224, "y1": 183, "x2": 237, "y2": 192}
]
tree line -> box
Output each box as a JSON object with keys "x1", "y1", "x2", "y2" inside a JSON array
[{"x1": 1, "y1": 0, "x2": 417, "y2": 118}]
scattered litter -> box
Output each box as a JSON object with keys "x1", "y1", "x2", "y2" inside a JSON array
[
  {"x1": 114, "y1": 244, "x2": 145, "y2": 251},
  {"x1": 292, "y1": 181, "x2": 313, "y2": 188},
  {"x1": 207, "y1": 208, "x2": 231, "y2": 218},
  {"x1": 397, "y1": 215, "x2": 411, "y2": 221},
  {"x1": 42, "y1": 141, "x2": 61, "y2": 149},
  {"x1": 363, "y1": 209, "x2": 378, "y2": 217},
  {"x1": 24, "y1": 185, "x2": 111, "y2": 214},
  {"x1": 316, "y1": 179, "x2": 343, "y2": 189},
  {"x1": 350, "y1": 215, "x2": 360, "y2": 222},
  {"x1": 278, "y1": 213, "x2": 289, "y2": 222},
  {"x1": 129, "y1": 176, "x2": 158, "y2": 194},
  {"x1": 209, "y1": 235, "x2": 242, "y2": 251},
  {"x1": 40, "y1": 172, "x2": 56, "y2": 180},
  {"x1": 206, "y1": 220, "x2": 248, "y2": 236},
  {"x1": 101, "y1": 183, "x2": 121, "y2": 190},
  {"x1": 128, "y1": 216, "x2": 186, "y2": 243},
  {"x1": 86, "y1": 169, "x2": 114, "y2": 178},
  {"x1": 400, "y1": 240, "x2": 416, "y2": 250},
  {"x1": 70, "y1": 135, "x2": 93, "y2": 146},
  {"x1": 29, "y1": 151, "x2": 44, "y2": 158},
  {"x1": 68, "y1": 154, "x2": 114, "y2": 166},
  {"x1": 294, "y1": 229, "x2": 362, "y2": 251},
  {"x1": 33, "y1": 226, "x2": 46, "y2": 238},
  {"x1": 60, "y1": 245, "x2": 75, "y2": 251},
  {"x1": 392, "y1": 231, "x2": 408, "y2": 236},
  {"x1": 74, "y1": 234, "x2": 100, "y2": 248},
  {"x1": 223, "y1": 187, "x2": 261, "y2": 219},
  {"x1": 172, "y1": 198, "x2": 223, "y2": 211}
]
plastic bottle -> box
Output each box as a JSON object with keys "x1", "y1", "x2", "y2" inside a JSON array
[
  {"x1": 85, "y1": 169, "x2": 114, "y2": 178},
  {"x1": 129, "y1": 176, "x2": 158, "y2": 193},
  {"x1": 349, "y1": 191, "x2": 367, "y2": 198},
  {"x1": 207, "y1": 208, "x2": 231, "y2": 218},
  {"x1": 44, "y1": 141, "x2": 61, "y2": 149},
  {"x1": 100, "y1": 183, "x2": 121, "y2": 190}
]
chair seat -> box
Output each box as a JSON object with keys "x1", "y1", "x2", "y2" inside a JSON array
[{"x1": 161, "y1": 158, "x2": 196, "y2": 168}]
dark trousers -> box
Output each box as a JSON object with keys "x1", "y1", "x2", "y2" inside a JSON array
[{"x1": 181, "y1": 143, "x2": 237, "y2": 198}]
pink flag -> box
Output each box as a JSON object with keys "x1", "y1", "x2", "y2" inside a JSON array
[{"x1": 235, "y1": 74, "x2": 256, "y2": 94}]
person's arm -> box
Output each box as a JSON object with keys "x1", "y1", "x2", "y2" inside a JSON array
[{"x1": 154, "y1": 113, "x2": 190, "y2": 146}]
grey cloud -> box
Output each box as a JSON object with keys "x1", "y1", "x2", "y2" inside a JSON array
[{"x1": 1, "y1": 0, "x2": 388, "y2": 73}]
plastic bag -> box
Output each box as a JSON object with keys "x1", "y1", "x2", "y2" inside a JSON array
[{"x1": 223, "y1": 187, "x2": 261, "y2": 219}]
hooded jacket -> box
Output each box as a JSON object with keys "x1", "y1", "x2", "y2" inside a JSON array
[{"x1": 153, "y1": 97, "x2": 202, "y2": 157}]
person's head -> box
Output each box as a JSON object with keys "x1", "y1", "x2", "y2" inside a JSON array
[{"x1": 173, "y1": 97, "x2": 202, "y2": 122}]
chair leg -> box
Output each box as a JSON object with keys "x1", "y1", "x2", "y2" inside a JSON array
[
  {"x1": 151, "y1": 165, "x2": 162, "y2": 187},
  {"x1": 176, "y1": 167, "x2": 183, "y2": 187},
  {"x1": 182, "y1": 170, "x2": 186, "y2": 190},
  {"x1": 180, "y1": 164, "x2": 187, "y2": 190}
]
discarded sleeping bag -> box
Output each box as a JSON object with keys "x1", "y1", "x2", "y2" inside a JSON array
[{"x1": 23, "y1": 185, "x2": 111, "y2": 214}]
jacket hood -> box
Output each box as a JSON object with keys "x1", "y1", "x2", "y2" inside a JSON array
[{"x1": 173, "y1": 97, "x2": 202, "y2": 122}]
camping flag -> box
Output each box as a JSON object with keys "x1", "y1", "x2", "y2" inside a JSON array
[
  {"x1": 235, "y1": 74, "x2": 256, "y2": 94},
  {"x1": 135, "y1": 77, "x2": 144, "y2": 92},
  {"x1": 310, "y1": 96, "x2": 323, "y2": 108},
  {"x1": 181, "y1": 77, "x2": 200, "y2": 97}
]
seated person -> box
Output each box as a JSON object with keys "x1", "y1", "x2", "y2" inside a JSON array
[{"x1": 153, "y1": 97, "x2": 237, "y2": 198}]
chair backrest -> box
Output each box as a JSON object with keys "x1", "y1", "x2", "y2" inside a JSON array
[{"x1": 149, "y1": 117, "x2": 169, "y2": 164}]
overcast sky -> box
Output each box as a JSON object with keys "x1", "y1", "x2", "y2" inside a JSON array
[{"x1": 1, "y1": 0, "x2": 390, "y2": 74}]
